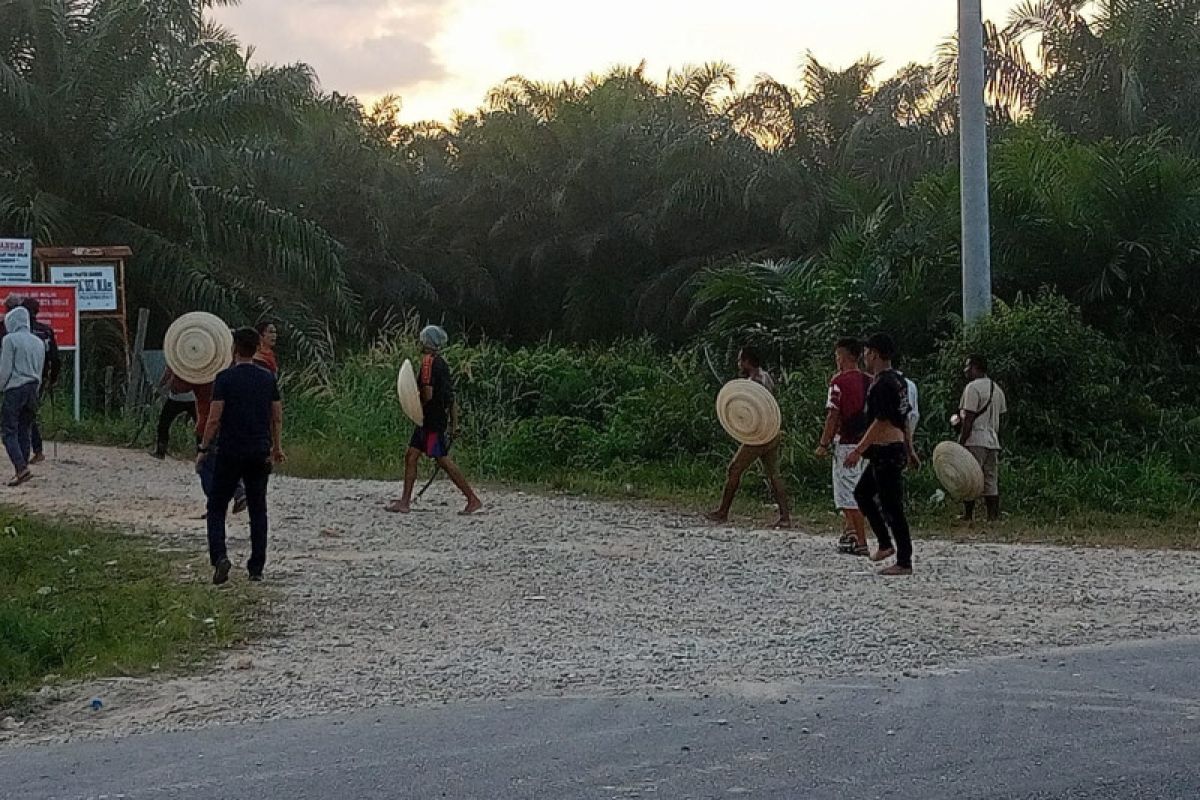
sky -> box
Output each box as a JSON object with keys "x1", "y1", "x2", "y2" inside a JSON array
[{"x1": 213, "y1": 0, "x2": 1019, "y2": 123}]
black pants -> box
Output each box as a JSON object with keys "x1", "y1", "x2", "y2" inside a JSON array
[
  {"x1": 853, "y1": 443, "x2": 912, "y2": 568},
  {"x1": 206, "y1": 453, "x2": 271, "y2": 575},
  {"x1": 156, "y1": 399, "x2": 197, "y2": 453}
]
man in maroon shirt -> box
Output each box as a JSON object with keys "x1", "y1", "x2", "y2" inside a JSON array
[{"x1": 816, "y1": 337, "x2": 872, "y2": 556}]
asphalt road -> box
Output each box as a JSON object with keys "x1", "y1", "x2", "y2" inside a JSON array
[{"x1": 5, "y1": 637, "x2": 1200, "y2": 800}]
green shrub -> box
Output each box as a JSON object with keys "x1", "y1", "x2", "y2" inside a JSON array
[{"x1": 935, "y1": 292, "x2": 1141, "y2": 455}]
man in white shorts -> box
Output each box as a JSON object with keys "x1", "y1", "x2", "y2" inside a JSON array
[{"x1": 816, "y1": 338, "x2": 872, "y2": 556}]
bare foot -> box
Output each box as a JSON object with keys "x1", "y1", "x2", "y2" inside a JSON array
[
  {"x1": 704, "y1": 511, "x2": 728, "y2": 523},
  {"x1": 770, "y1": 517, "x2": 791, "y2": 530},
  {"x1": 870, "y1": 547, "x2": 896, "y2": 563},
  {"x1": 384, "y1": 499, "x2": 411, "y2": 514},
  {"x1": 459, "y1": 497, "x2": 483, "y2": 515}
]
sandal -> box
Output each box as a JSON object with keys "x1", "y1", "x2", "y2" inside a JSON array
[
  {"x1": 7, "y1": 470, "x2": 31, "y2": 488},
  {"x1": 836, "y1": 533, "x2": 858, "y2": 555},
  {"x1": 852, "y1": 543, "x2": 870, "y2": 557}
]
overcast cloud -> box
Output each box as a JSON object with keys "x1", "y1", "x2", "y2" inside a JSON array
[{"x1": 214, "y1": 0, "x2": 1021, "y2": 122}]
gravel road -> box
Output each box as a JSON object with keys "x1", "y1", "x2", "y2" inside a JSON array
[{"x1": 3, "y1": 444, "x2": 1199, "y2": 746}]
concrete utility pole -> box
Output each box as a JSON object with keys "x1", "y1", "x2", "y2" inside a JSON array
[{"x1": 958, "y1": 0, "x2": 993, "y2": 324}]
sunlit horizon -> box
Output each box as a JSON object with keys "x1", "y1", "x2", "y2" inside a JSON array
[{"x1": 214, "y1": 0, "x2": 1020, "y2": 123}]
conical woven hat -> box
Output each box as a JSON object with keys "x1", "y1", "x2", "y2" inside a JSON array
[
  {"x1": 163, "y1": 312, "x2": 233, "y2": 385},
  {"x1": 716, "y1": 379, "x2": 781, "y2": 446},
  {"x1": 933, "y1": 441, "x2": 985, "y2": 501},
  {"x1": 397, "y1": 359, "x2": 424, "y2": 426}
]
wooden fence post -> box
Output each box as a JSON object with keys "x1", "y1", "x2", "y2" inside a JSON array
[
  {"x1": 124, "y1": 308, "x2": 150, "y2": 414},
  {"x1": 103, "y1": 366, "x2": 114, "y2": 417}
]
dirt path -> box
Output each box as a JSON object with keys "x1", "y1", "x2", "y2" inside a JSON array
[{"x1": 4, "y1": 444, "x2": 1200, "y2": 745}]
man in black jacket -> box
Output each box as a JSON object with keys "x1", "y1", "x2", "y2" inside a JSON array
[{"x1": 21, "y1": 298, "x2": 60, "y2": 464}]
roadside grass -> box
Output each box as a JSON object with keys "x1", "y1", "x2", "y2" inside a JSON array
[{"x1": 0, "y1": 507, "x2": 259, "y2": 710}]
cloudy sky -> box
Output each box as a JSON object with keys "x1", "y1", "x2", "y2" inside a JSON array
[{"x1": 213, "y1": 0, "x2": 1018, "y2": 122}]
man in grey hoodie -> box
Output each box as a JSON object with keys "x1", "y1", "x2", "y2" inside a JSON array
[{"x1": 1, "y1": 305, "x2": 46, "y2": 486}]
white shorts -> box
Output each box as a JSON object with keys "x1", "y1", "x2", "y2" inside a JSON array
[{"x1": 833, "y1": 443, "x2": 866, "y2": 510}]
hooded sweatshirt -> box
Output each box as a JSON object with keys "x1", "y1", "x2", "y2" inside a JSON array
[{"x1": 0, "y1": 307, "x2": 47, "y2": 392}]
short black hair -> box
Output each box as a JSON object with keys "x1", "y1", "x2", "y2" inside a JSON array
[
  {"x1": 967, "y1": 354, "x2": 988, "y2": 372},
  {"x1": 255, "y1": 320, "x2": 276, "y2": 336},
  {"x1": 233, "y1": 327, "x2": 260, "y2": 358},
  {"x1": 21, "y1": 297, "x2": 39, "y2": 316},
  {"x1": 835, "y1": 337, "x2": 863, "y2": 358},
  {"x1": 864, "y1": 333, "x2": 897, "y2": 360},
  {"x1": 738, "y1": 345, "x2": 763, "y2": 368}
]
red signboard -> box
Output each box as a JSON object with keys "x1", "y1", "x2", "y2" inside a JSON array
[{"x1": 0, "y1": 283, "x2": 78, "y2": 349}]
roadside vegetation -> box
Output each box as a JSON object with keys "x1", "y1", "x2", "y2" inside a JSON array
[{"x1": 0, "y1": 508, "x2": 256, "y2": 710}]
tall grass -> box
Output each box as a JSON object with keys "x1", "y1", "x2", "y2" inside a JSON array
[
  {"x1": 276, "y1": 330, "x2": 1199, "y2": 527},
  {"x1": 47, "y1": 317, "x2": 1199, "y2": 533}
]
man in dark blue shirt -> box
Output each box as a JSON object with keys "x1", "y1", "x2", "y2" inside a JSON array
[
  {"x1": 197, "y1": 327, "x2": 285, "y2": 585},
  {"x1": 385, "y1": 325, "x2": 482, "y2": 515}
]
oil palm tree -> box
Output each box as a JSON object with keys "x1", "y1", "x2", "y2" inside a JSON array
[{"x1": 0, "y1": 0, "x2": 355, "y2": 362}]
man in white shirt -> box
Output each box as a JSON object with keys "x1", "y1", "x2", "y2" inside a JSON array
[
  {"x1": 901, "y1": 373, "x2": 920, "y2": 466},
  {"x1": 957, "y1": 354, "x2": 1007, "y2": 522}
]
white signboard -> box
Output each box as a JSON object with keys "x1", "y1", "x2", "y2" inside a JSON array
[
  {"x1": 49, "y1": 264, "x2": 118, "y2": 312},
  {"x1": 0, "y1": 238, "x2": 33, "y2": 283}
]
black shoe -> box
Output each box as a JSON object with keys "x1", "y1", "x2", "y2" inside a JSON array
[
  {"x1": 150, "y1": 448, "x2": 166, "y2": 460},
  {"x1": 213, "y1": 558, "x2": 232, "y2": 585},
  {"x1": 233, "y1": 495, "x2": 248, "y2": 515},
  {"x1": 248, "y1": 573, "x2": 263, "y2": 583}
]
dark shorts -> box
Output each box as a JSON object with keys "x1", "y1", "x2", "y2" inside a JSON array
[{"x1": 410, "y1": 427, "x2": 451, "y2": 458}]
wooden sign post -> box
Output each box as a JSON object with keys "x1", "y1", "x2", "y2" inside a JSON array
[{"x1": 35, "y1": 246, "x2": 131, "y2": 418}]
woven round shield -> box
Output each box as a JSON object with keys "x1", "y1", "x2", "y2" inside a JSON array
[
  {"x1": 932, "y1": 441, "x2": 985, "y2": 501},
  {"x1": 396, "y1": 359, "x2": 424, "y2": 427},
  {"x1": 716, "y1": 379, "x2": 781, "y2": 446},
  {"x1": 163, "y1": 312, "x2": 232, "y2": 385}
]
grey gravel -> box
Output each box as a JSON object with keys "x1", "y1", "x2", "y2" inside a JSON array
[{"x1": 4, "y1": 443, "x2": 1200, "y2": 747}]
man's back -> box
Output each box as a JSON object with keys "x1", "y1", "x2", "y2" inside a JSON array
[
  {"x1": 828, "y1": 369, "x2": 870, "y2": 443},
  {"x1": 213, "y1": 364, "x2": 279, "y2": 457},
  {"x1": 29, "y1": 320, "x2": 60, "y2": 385},
  {"x1": 961, "y1": 377, "x2": 1006, "y2": 449},
  {"x1": 0, "y1": 308, "x2": 46, "y2": 392},
  {"x1": 419, "y1": 354, "x2": 454, "y2": 433}
]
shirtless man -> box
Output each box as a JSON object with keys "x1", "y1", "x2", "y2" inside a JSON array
[{"x1": 706, "y1": 346, "x2": 791, "y2": 529}]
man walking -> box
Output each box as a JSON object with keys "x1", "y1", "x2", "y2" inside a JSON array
[
  {"x1": 197, "y1": 328, "x2": 284, "y2": 584},
  {"x1": 706, "y1": 346, "x2": 791, "y2": 529},
  {"x1": 386, "y1": 325, "x2": 482, "y2": 515},
  {"x1": 957, "y1": 354, "x2": 1007, "y2": 522},
  {"x1": 844, "y1": 334, "x2": 914, "y2": 576},
  {"x1": 0, "y1": 305, "x2": 46, "y2": 487},
  {"x1": 152, "y1": 365, "x2": 196, "y2": 459},
  {"x1": 816, "y1": 338, "x2": 871, "y2": 555},
  {"x1": 21, "y1": 298, "x2": 60, "y2": 465},
  {"x1": 253, "y1": 320, "x2": 279, "y2": 376}
]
